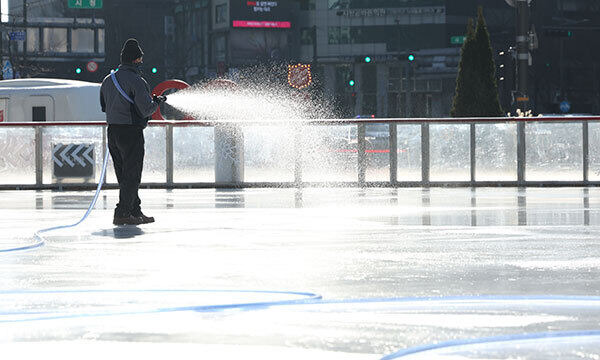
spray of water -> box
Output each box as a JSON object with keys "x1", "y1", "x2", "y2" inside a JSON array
[
  {"x1": 164, "y1": 64, "x2": 339, "y2": 122},
  {"x1": 160, "y1": 64, "x2": 367, "y2": 183}
]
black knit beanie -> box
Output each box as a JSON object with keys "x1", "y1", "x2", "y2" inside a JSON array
[{"x1": 120, "y1": 38, "x2": 144, "y2": 64}]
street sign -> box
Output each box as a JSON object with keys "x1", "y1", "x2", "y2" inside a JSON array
[
  {"x1": 86, "y1": 61, "x2": 98, "y2": 73},
  {"x1": 451, "y1": 36, "x2": 466, "y2": 44},
  {"x1": 53, "y1": 143, "x2": 95, "y2": 179},
  {"x1": 68, "y1": 0, "x2": 103, "y2": 9},
  {"x1": 560, "y1": 100, "x2": 571, "y2": 113},
  {"x1": 2, "y1": 60, "x2": 13, "y2": 80},
  {"x1": 9, "y1": 31, "x2": 26, "y2": 41}
]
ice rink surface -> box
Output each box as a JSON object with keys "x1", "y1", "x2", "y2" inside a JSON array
[{"x1": 1, "y1": 187, "x2": 600, "y2": 359}]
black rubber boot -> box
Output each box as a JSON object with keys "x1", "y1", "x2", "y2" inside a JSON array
[
  {"x1": 132, "y1": 210, "x2": 154, "y2": 224},
  {"x1": 113, "y1": 215, "x2": 144, "y2": 226}
]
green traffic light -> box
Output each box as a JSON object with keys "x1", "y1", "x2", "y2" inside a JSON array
[
  {"x1": 364, "y1": 56, "x2": 372, "y2": 63},
  {"x1": 408, "y1": 54, "x2": 415, "y2": 62},
  {"x1": 151, "y1": 67, "x2": 158, "y2": 74},
  {"x1": 349, "y1": 80, "x2": 355, "y2": 87},
  {"x1": 75, "y1": 67, "x2": 82, "y2": 74}
]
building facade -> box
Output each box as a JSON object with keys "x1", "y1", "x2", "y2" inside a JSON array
[
  {"x1": 528, "y1": 0, "x2": 600, "y2": 114},
  {"x1": 172, "y1": 0, "x2": 520, "y2": 117},
  {"x1": 4, "y1": 0, "x2": 105, "y2": 81}
]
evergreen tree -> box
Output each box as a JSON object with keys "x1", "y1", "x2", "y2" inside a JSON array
[
  {"x1": 451, "y1": 7, "x2": 503, "y2": 117},
  {"x1": 474, "y1": 7, "x2": 503, "y2": 116},
  {"x1": 450, "y1": 18, "x2": 478, "y2": 117}
]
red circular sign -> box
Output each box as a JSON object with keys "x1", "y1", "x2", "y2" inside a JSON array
[
  {"x1": 151, "y1": 80, "x2": 192, "y2": 120},
  {"x1": 86, "y1": 61, "x2": 98, "y2": 73}
]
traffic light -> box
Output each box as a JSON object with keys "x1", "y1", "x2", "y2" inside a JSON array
[
  {"x1": 408, "y1": 54, "x2": 415, "y2": 62},
  {"x1": 75, "y1": 67, "x2": 82, "y2": 74},
  {"x1": 544, "y1": 29, "x2": 573, "y2": 37},
  {"x1": 151, "y1": 67, "x2": 158, "y2": 74},
  {"x1": 355, "y1": 56, "x2": 373, "y2": 64},
  {"x1": 348, "y1": 70, "x2": 355, "y2": 87}
]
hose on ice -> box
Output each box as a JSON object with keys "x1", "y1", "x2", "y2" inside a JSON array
[{"x1": 0, "y1": 143, "x2": 110, "y2": 253}]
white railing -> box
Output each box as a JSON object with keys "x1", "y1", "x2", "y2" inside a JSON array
[{"x1": 1, "y1": 116, "x2": 599, "y2": 189}]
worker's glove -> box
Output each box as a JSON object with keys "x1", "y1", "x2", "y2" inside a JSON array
[{"x1": 153, "y1": 94, "x2": 167, "y2": 104}]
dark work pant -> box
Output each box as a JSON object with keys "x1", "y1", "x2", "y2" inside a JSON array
[{"x1": 108, "y1": 125, "x2": 145, "y2": 218}]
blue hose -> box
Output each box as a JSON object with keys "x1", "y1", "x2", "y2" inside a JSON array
[
  {"x1": 0, "y1": 143, "x2": 110, "y2": 253},
  {"x1": 382, "y1": 329, "x2": 600, "y2": 359},
  {"x1": 0, "y1": 289, "x2": 322, "y2": 323}
]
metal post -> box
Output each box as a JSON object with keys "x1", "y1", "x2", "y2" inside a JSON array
[
  {"x1": 406, "y1": 64, "x2": 413, "y2": 117},
  {"x1": 421, "y1": 123, "x2": 430, "y2": 184},
  {"x1": 311, "y1": 25, "x2": 317, "y2": 64},
  {"x1": 38, "y1": 27, "x2": 43, "y2": 53},
  {"x1": 515, "y1": 0, "x2": 530, "y2": 111},
  {"x1": 517, "y1": 188, "x2": 527, "y2": 226},
  {"x1": 22, "y1": 0, "x2": 27, "y2": 56},
  {"x1": 517, "y1": 121, "x2": 526, "y2": 184},
  {"x1": 67, "y1": 28, "x2": 72, "y2": 53},
  {"x1": 34, "y1": 126, "x2": 42, "y2": 186},
  {"x1": 94, "y1": 28, "x2": 99, "y2": 54},
  {"x1": 294, "y1": 127, "x2": 302, "y2": 186},
  {"x1": 67, "y1": 28, "x2": 73, "y2": 53},
  {"x1": 102, "y1": 125, "x2": 107, "y2": 185},
  {"x1": 389, "y1": 123, "x2": 398, "y2": 184},
  {"x1": 166, "y1": 124, "x2": 174, "y2": 186},
  {"x1": 583, "y1": 120, "x2": 589, "y2": 183},
  {"x1": 471, "y1": 189, "x2": 477, "y2": 227},
  {"x1": 470, "y1": 123, "x2": 476, "y2": 183},
  {"x1": 358, "y1": 123, "x2": 366, "y2": 185},
  {"x1": 0, "y1": 27, "x2": 2, "y2": 79},
  {"x1": 584, "y1": 188, "x2": 590, "y2": 226}
]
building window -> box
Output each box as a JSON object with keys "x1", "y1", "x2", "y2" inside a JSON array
[
  {"x1": 328, "y1": 27, "x2": 350, "y2": 44},
  {"x1": 333, "y1": 0, "x2": 444, "y2": 9},
  {"x1": 26, "y1": 28, "x2": 39, "y2": 52},
  {"x1": 340, "y1": 26, "x2": 350, "y2": 44},
  {"x1": 426, "y1": 94, "x2": 433, "y2": 117},
  {"x1": 214, "y1": 35, "x2": 226, "y2": 62},
  {"x1": 361, "y1": 65, "x2": 377, "y2": 93},
  {"x1": 300, "y1": 28, "x2": 313, "y2": 45},
  {"x1": 72, "y1": 29, "x2": 94, "y2": 53},
  {"x1": 300, "y1": 0, "x2": 316, "y2": 10},
  {"x1": 215, "y1": 4, "x2": 227, "y2": 24},
  {"x1": 328, "y1": 27, "x2": 340, "y2": 44},
  {"x1": 329, "y1": 0, "x2": 349, "y2": 10},
  {"x1": 43, "y1": 28, "x2": 67, "y2": 53},
  {"x1": 98, "y1": 28, "x2": 105, "y2": 54}
]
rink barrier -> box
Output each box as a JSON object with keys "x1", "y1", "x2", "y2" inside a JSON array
[{"x1": 2, "y1": 116, "x2": 600, "y2": 189}]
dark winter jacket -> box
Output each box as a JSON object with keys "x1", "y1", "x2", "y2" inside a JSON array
[{"x1": 100, "y1": 64, "x2": 158, "y2": 128}]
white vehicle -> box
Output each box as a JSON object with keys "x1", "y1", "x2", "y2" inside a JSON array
[{"x1": 0, "y1": 78, "x2": 104, "y2": 122}]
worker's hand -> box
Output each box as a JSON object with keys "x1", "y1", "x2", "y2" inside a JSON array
[{"x1": 153, "y1": 94, "x2": 167, "y2": 104}]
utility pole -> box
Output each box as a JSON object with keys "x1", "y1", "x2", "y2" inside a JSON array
[
  {"x1": 311, "y1": 25, "x2": 317, "y2": 64},
  {"x1": 23, "y1": 0, "x2": 27, "y2": 53},
  {"x1": 0, "y1": 19, "x2": 3, "y2": 80},
  {"x1": 515, "y1": 0, "x2": 530, "y2": 111}
]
